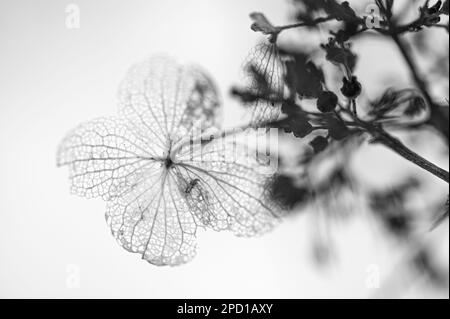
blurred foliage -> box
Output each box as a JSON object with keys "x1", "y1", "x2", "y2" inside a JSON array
[{"x1": 233, "y1": 0, "x2": 449, "y2": 295}]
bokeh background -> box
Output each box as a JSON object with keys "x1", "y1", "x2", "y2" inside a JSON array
[{"x1": 0, "y1": 0, "x2": 448, "y2": 298}]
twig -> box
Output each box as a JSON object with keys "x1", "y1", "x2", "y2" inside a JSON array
[
  {"x1": 360, "y1": 120, "x2": 449, "y2": 183},
  {"x1": 337, "y1": 105, "x2": 449, "y2": 183},
  {"x1": 233, "y1": 88, "x2": 450, "y2": 183},
  {"x1": 276, "y1": 16, "x2": 335, "y2": 32},
  {"x1": 390, "y1": 32, "x2": 449, "y2": 141},
  {"x1": 374, "y1": 0, "x2": 450, "y2": 142},
  {"x1": 396, "y1": 21, "x2": 449, "y2": 34}
]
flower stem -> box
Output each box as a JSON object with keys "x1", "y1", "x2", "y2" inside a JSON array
[
  {"x1": 276, "y1": 16, "x2": 334, "y2": 32},
  {"x1": 390, "y1": 29, "x2": 449, "y2": 141},
  {"x1": 361, "y1": 120, "x2": 449, "y2": 183}
]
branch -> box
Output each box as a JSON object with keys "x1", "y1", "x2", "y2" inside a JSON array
[
  {"x1": 335, "y1": 103, "x2": 449, "y2": 183},
  {"x1": 231, "y1": 87, "x2": 449, "y2": 183},
  {"x1": 395, "y1": 21, "x2": 450, "y2": 34},
  {"x1": 276, "y1": 16, "x2": 335, "y2": 32},
  {"x1": 373, "y1": 0, "x2": 450, "y2": 141},
  {"x1": 360, "y1": 120, "x2": 449, "y2": 183},
  {"x1": 391, "y1": 33, "x2": 449, "y2": 141}
]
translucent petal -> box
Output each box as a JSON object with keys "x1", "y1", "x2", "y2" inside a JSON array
[
  {"x1": 175, "y1": 135, "x2": 281, "y2": 237},
  {"x1": 243, "y1": 42, "x2": 285, "y2": 126},
  {"x1": 57, "y1": 117, "x2": 161, "y2": 200},
  {"x1": 106, "y1": 169, "x2": 197, "y2": 266},
  {"x1": 118, "y1": 56, "x2": 221, "y2": 150}
]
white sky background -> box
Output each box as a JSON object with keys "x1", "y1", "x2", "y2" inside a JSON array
[{"x1": 0, "y1": 0, "x2": 448, "y2": 298}]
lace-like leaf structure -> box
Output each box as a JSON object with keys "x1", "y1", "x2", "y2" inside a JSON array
[
  {"x1": 57, "y1": 56, "x2": 281, "y2": 266},
  {"x1": 243, "y1": 42, "x2": 286, "y2": 126}
]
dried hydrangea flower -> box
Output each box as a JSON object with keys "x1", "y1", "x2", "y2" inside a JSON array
[{"x1": 57, "y1": 56, "x2": 281, "y2": 266}]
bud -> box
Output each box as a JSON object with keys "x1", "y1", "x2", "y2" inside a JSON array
[
  {"x1": 317, "y1": 91, "x2": 338, "y2": 113},
  {"x1": 340, "y1": 76, "x2": 362, "y2": 99},
  {"x1": 309, "y1": 136, "x2": 329, "y2": 154}
]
